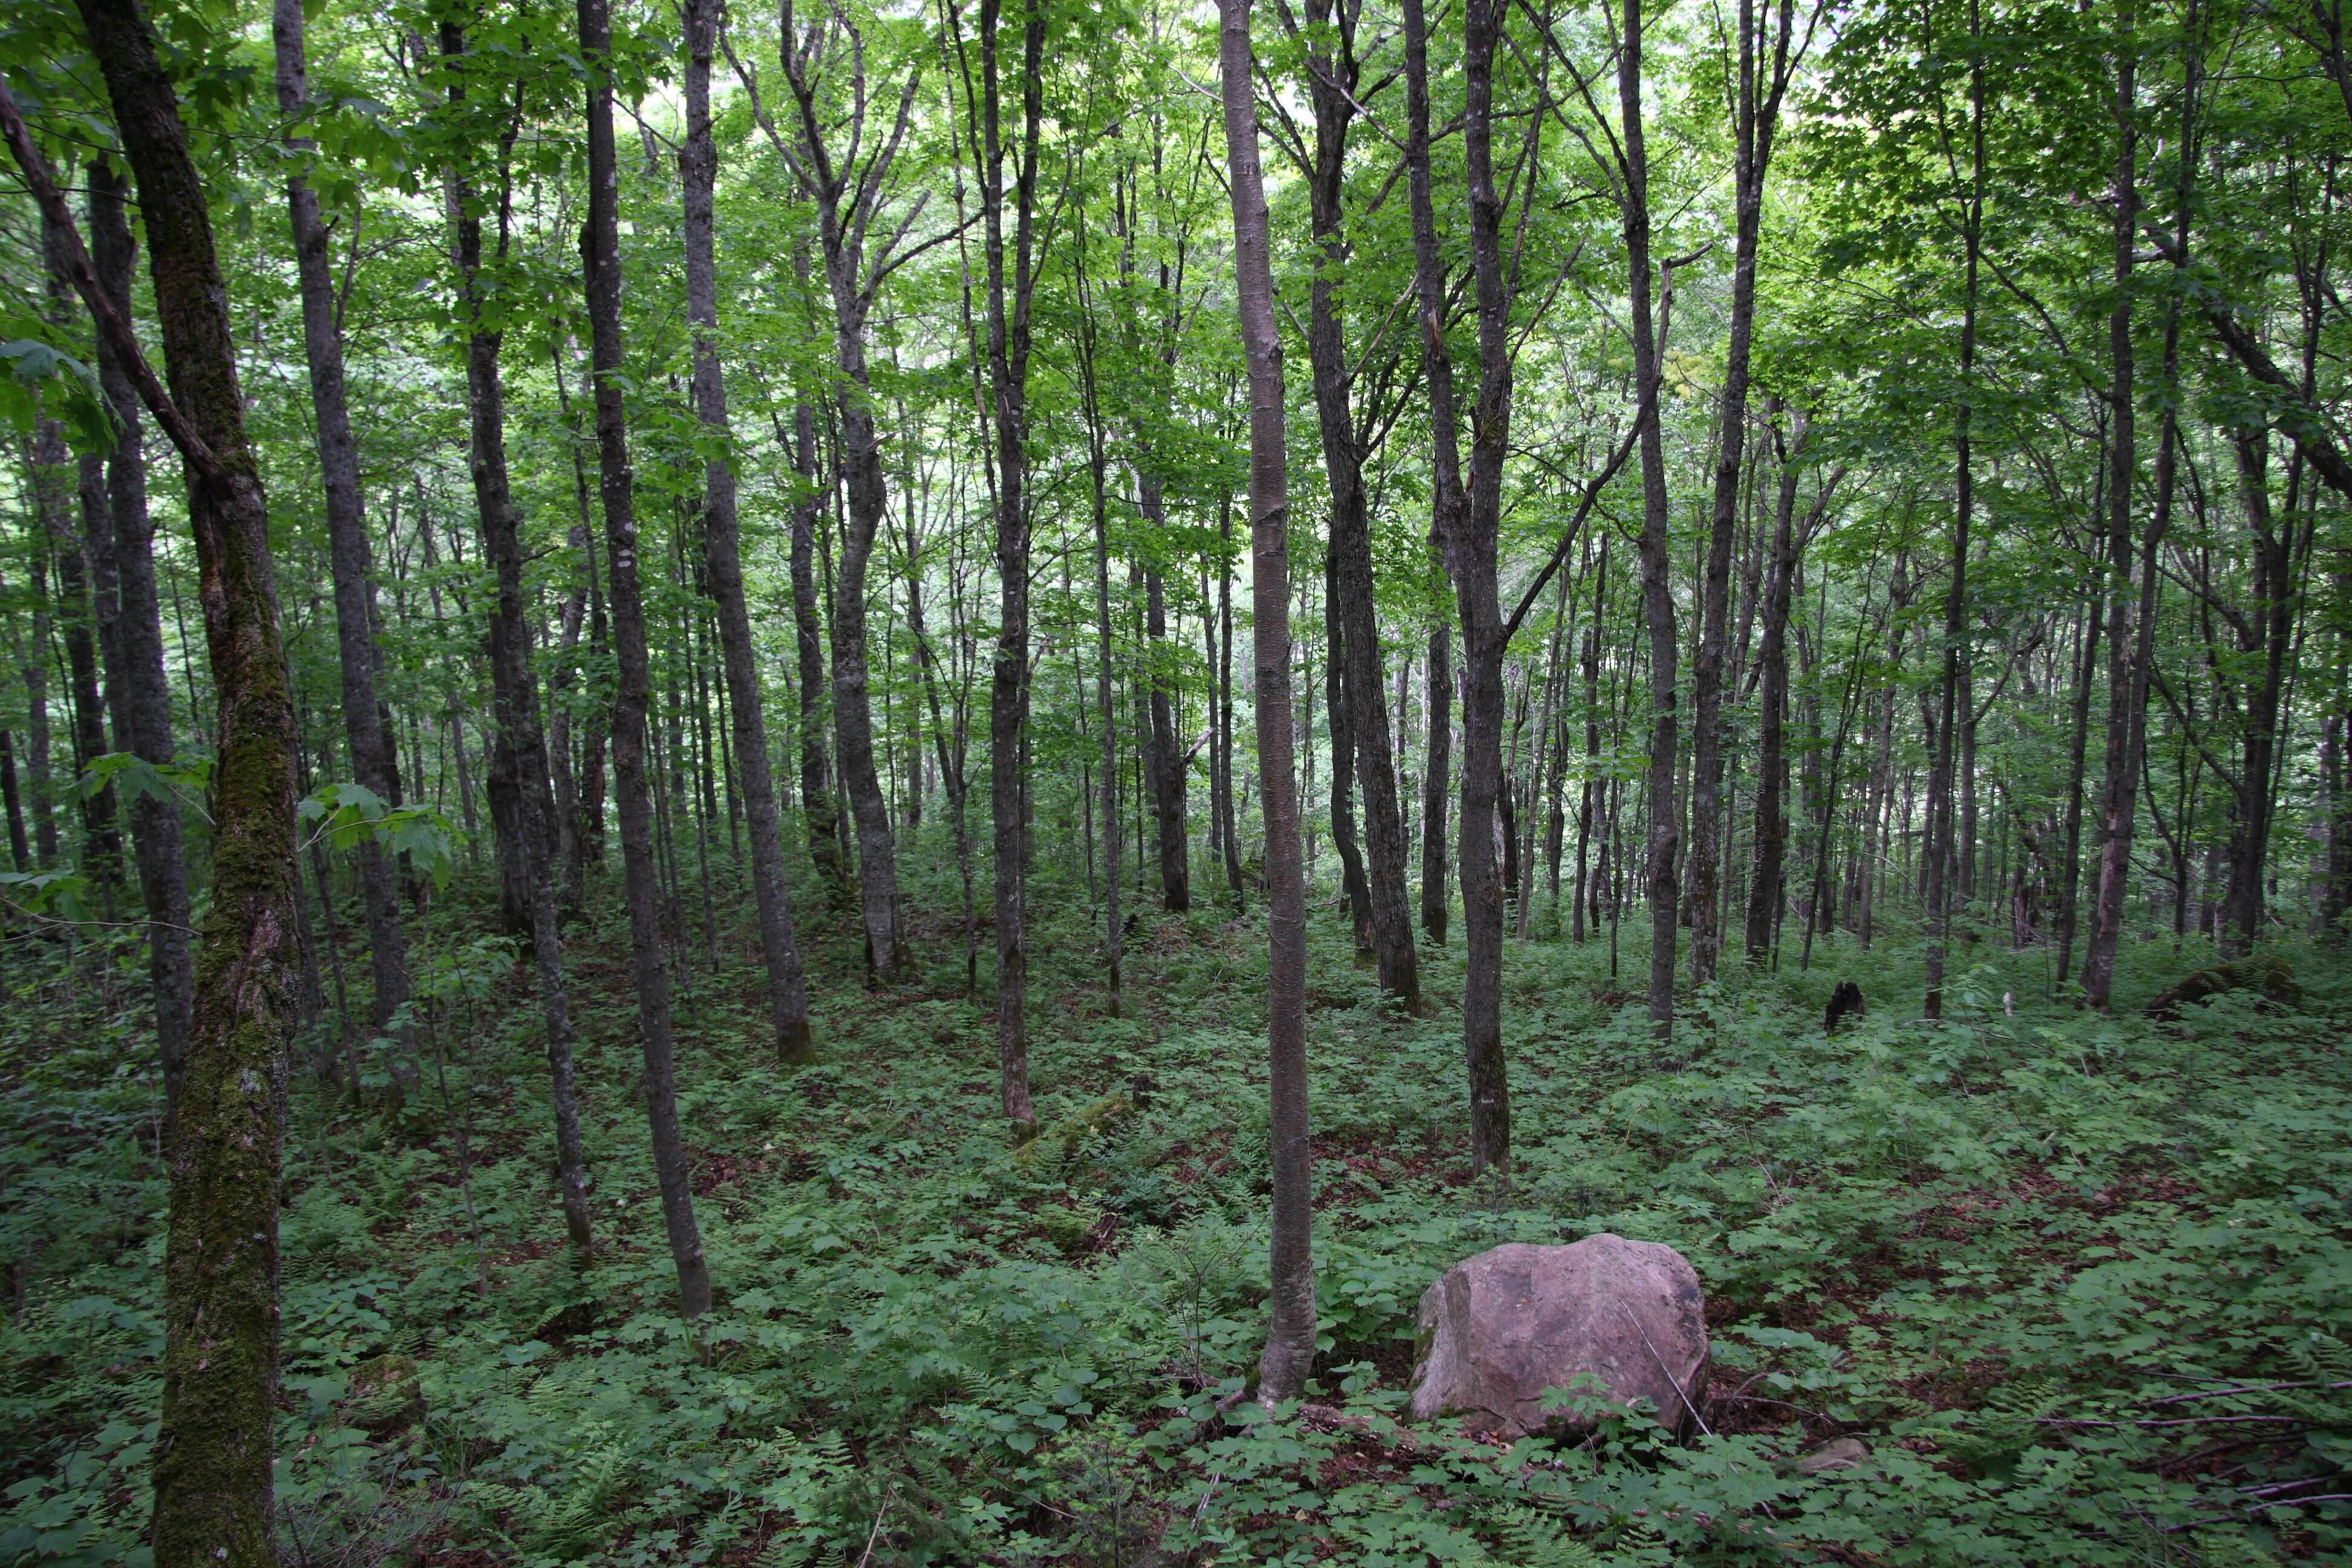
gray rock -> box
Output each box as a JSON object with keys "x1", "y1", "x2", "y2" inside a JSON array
[
  {"x1": 1408, "y1": 1234, "x2": 1710, "y2": 1438},
  {"x1": 1792, "y1": 1437, "x2": 1869, "y2": 1474}
]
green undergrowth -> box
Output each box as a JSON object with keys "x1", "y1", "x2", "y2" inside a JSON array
[{"x1": 4, "y1": 852, "x2": 2351, "y2": 1565}]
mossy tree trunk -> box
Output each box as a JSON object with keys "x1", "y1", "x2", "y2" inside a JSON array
[{"x1": 13, "y1": 2, "x2": 302, "y2": 1558}]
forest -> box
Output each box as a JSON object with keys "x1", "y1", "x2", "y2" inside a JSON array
[{"x1": 0, "y1": 0, "x2": 2349, "y2": 1553}]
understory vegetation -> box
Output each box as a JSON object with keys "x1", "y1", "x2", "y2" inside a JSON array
[{"x1": 7, "y1": 858, "x2": 2350, "y2": 1566}]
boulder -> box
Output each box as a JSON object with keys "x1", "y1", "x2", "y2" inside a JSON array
[{"x1": 1408, "y1": 1234, "x2": 1709, "y2": 1439}]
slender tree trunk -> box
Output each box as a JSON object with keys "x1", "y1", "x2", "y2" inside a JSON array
[
  {"x1": 1294, "y1": 33, "x2": 1416, "y2": 999},
  {"x1": 435, "y1": 18, "x2": 596, "y2": 1252},
  {"x1": 774, "y1": 32, "x2": 921, "y2": 984},
  {"x1": 0, "y1": 731, "x2": 24, "y2": 871},
  {"x1": 1145, "y1": 558, "x2": 1192, "y2": 912},
  {"x1": 969, "y1": 0, "x2": 1044, "y2": 1126},
  {"x1": 2221, "y1": 427, "x2": 2292, "y2": 953},
  {"x1": 1573, "y1": 538, "x2": 1606, "y2": 941},
  {"x1": 2085, "y1": 4, "x2": 2195, "y2": 1010},
  {"x1": 270, "y1": 10, "x2": 413, "y2": 1093},
  {"x1": 1217, "y1": 0, "x2": 1313, "y2": 1404},
  {"x1": 579, "y1": 0, "x2": 710, "y2": 1315},
  {"x1": 1403, "y1": 0, "x2": 1462, "y2": 955},
  {"x1": 1452, "y1": 0, "x2": 1518, "y2": 1173},
  {"x1": 10, "y1": 13, "x2": 300, "y2": 1557},
  {"x1": 1743, "y1": 417, "x2": 1803, "y2": 962},
  {"x1": 681, "y1": 0, "x2": 814, "y2": 1062},
  {"x1": 1085, "y1": 350, "x2": 1124, "y2": 1016},
  {"x1": 1422, "y1": 621, "x2": 1452, "y2": 943},
  {"x1": 32, "y1": 317, "x2": 120, "y2": 898},
  {"x1": 1922, "y1": 8, "x2": 1985, "y2": 1018},
  {"x1": 788, "y1": 402, "x2": 845, "y2": 901},
  {"x1": 18, "y1": 527, "x2": 55, "y2": 868},
  {"x1": 1219, "y1": 495, "x2": 1246, "y2": 903},
  {"x1": 1619, "y1": 0, "x2": 1679, "y2": 1040},
  {"x1": 1690, "y1": 0, "x2": 1797, "y2": 986},
  {"x1": 1325, "y1": 561, "x2": 1373, "y2": 952}
]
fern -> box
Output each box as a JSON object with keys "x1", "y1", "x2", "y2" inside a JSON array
[
  {"x1": 754, "y1": 1530, "x2": 846, "y2": 1568},
  {"x1": 1489, "y1": 1500, "x2": 1605, "y2": 1567}
]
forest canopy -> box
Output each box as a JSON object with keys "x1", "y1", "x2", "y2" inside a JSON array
[{"x1": 2, "y1": 0, "x2": 2350, "y2": 1557}]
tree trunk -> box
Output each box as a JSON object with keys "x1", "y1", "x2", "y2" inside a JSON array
[
  {"x1": 1325, "y1": 562, "x2": 1373, "y2": 952},
  {"x1": 1294, "y1": 30, "x2": 1416, "y2": 999},
  {"x1": 1689, "y1": 0, "x2": 1797, "y2": 988},
  {"x1": 788, "y1": 402, "x2": 845, "y2": 901},
  {"x1": 1743, "y1": 417, "x2": 1803, "y2": 962},
  {"x1": 774, "y1": 29, "x2": 920, "y2": 984},
  {"x1": 1219, "y1": 494, "x2": 1246, "y2": 904},
  {"x1": 1403, "y1": 0, "x2": 1462, "y2": 955},
  {"x1": 31, "y1": 268, "x2": 120, "y2": 900},
  {"x1": 579, "y1": 0, "x2": 710, "y2": 1315},
  {"x1": 1922, "y1": 11, "x2": 1984, "y2": 1019},
  {"x1": 2221, "y1": 426, "x2": 2293, "y2": 954},
  {"x1": 1145, "y1": 559, "x2": 1192, "y2": 912},
  {"x1": 1217, "y1": 0, "x2": 1313, "y2": 1405},
  {"x1": 1084, "y1": 340, "x2": 1124, "y2": 1016},
  {"x1": 1422, "y1": 621, "x2": 1452, "y2": 944},
  {"x1": 681, "y1": 0, "x2": 814, "y2": 1063},
  {"x1": 2085, "y1": 11, "x2": 2195, "y2": 1011},
  {"x1": 1619, "y1": 0, "x2": 1679, "y2": 1040},
  {"x1": 971, "y1": 0, "x2": 1044, "y2": 1126},
  {"x1": 1573, "y1": 538, "x2": 1606, "y2": 941},
  {"x1": 1452, "y1": 0, "x2": 1518, "y2": 1173},
  {"x1": 434, "y1": 17, "x2": 596, "y2": 1252},
  {"x1": 18, "y1": 507, "x2": 56, "y2": 868},
  {"x1": 12, "y1": 10, "x2": 301, "y2": 1557},
  {"x1": 270, "y1": 9, "x2": 414, "y2": 1090}
]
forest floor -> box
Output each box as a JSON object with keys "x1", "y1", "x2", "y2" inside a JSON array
[{"x1": 5, "y1": 851, "x2": 2352, "y2": 1566}]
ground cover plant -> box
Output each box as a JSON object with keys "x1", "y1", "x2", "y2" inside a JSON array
[{"x1": 5, "y1": 867, "x2": 2349, "y2": 1566}]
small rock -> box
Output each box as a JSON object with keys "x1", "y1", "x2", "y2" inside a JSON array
[
  {"x1": 1793, "y1": 1437, "x2": 1869, "y2": 1474},
  {"x1": 1408, "y1": 1234, "x2": 1710, "y2": 1438}
]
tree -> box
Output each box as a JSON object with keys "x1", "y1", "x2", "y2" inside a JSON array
[
  {"x1": 7, "y1": 0, "x2": 302, "y2": 1548},
  {"x1": 680, "y1": 0, "x2": 816, "y2": 1063},
  {"x1": 579, "y1": 0, "x2": 711, "y2": 1313},
  {"x1": 1217, "y1": 0, "x2": 1314, "y2": 1405}
]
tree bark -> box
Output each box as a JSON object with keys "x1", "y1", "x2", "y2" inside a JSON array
[
  {"x1": 1144, "y1": 558, "x2": 1191, "y2": 912},
  {"x1": 2220, "y1": 427, "x2": 2293, "y2": 953},
  {"x1": 0, "y1": 728, "x2": 27, "y2": 871},
  {"x1": 9, "y1": 14, "x2": 299, "y2": 1558},
  {"x1": 1325, "y1": 561, "x2": 1373, "y2": 952},
  {"x1": 1619, "y1": 0, "x2": 1679, "y2": 1040},
  {"x1": 774, "y1": 16, "x2": 920, "y2": 982},
  {"x1": 433, "y1": 17, "x2": 596, "y2": 1252},
  {"x1": 681, "y1": 0, "x2": 814, "y2": 1063},
  {"x1": 1217, "y1": 0, "x2": 1313, "y2": 1405},
  {"x1": 1293, "y1": 16, "x2": 1415, "y2": 999},
  {"x1": 1218, "y1": 495, "x2": 1246, "y2": 904},
  {"x1": 31, "y1": 240, "x2": 121, "y2": 901},
  {"x1": 1742, "y1": 414, "x2": 1803, "y2": 962},
  {"x1": 269, "y1": 8, "x2": 414, "y2": 1089},
  {"x1": 788, "y1": 401, "x2": 846, "y2": 901},
  {"x1": 1921, "y1": 4, "x2": 1984, "y2": 1019},
  {"x1": 579, "y1": 0, "x2": 710, "y2": 1314},
  {"x1": 2085, "y1": 8, "x2": 2195, "y2": 1011},
  {"x1": 1402, "y1": 0, "x2": 1462, "y2": 955},
  {"x1": 1451, "y1": 0, "x2": 1517, "y2": 1172},
  {"x1": 1689, "y1": 0, "x2": 1798, "y2": 988},
  {"x1": 968, "y1": 0, "x2": 1044, "y2": 1125}
]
